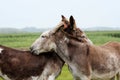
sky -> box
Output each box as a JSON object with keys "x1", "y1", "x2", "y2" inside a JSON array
[{"x1": 0, "y1": 0, "x2": 120, "y2": 29}]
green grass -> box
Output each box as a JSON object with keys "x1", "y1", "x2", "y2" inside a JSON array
[
  {"x1": 0, "y1": 31, "x2": 120, "y2": 80},
  {"x1": 86, "y1": 31, "x2": 120, "y2": 45},
  {"x1": 0, "y1": 33, "x2": 40, "y2": 49},
  {"x1": 57, "y1": 65, "x2": 73, "y2": 80}
]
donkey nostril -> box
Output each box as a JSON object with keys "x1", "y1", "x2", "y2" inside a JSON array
[{"x1": 29, "y1": 47, "x2": 36, "y2": 54}]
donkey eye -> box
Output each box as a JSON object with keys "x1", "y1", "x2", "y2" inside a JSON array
[{"x1": 41, "y1": 36, "x2": 46, "y2": 38}]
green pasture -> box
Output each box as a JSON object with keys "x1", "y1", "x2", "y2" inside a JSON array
[{"x1": 0, "y1": 31, "x2": 120, "y2": 80}]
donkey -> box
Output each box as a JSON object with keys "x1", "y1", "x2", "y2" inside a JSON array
[
  {"x1": 30, "y1": 16, "x2": 120, "y2": 80},
  {"x1": 0, "y1": 16, "x2": 95, "y2": 80},
  {"x1": 0, "y1": 45, "x2": 64, "y2": 80}
]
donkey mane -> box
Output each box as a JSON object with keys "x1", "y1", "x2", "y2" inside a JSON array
[{"x1": 58, "y1": 27, "x2": 86, "y2": 43}]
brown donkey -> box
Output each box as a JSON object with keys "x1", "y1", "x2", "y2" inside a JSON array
[
  {"x1": 30, "y1": 16, "x2": 119, "y2": 80},
  {"x1": 0, "y1": 45, "x2": 64, "y2": 80}
]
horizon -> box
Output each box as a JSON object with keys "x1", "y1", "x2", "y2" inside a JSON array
[
  {"x1": 0, "y1": 26, "x2": 120, "y2": 31},
  {"x1": 0, "y1": 0, "x2": 120, "y2": 29}
]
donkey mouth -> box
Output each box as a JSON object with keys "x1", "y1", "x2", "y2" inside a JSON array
[
  {"x1": 29, "y1": 48, "x2": 40, "y2": 55},
  {"x1": 31, "y1": 50, "x2": 38, "y2": 55},
  {"x1": 33, "y1": 49, "x2": 51, "y2": 55},
  {"x1": 30, "y1": 47, "x2": 43, "y2": 55}
]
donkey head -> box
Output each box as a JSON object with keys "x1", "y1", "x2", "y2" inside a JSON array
[{"x1": 30, "y1": 15, "x2": 92, "y2": 55}]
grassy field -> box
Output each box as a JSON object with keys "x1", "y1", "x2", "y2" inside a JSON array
[{"x1": 0, "y1": 31, "x2": 120, "y2": 80}]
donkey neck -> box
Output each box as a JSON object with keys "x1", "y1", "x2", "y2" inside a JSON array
[
  {"x1": 56, "y1": 41, "x2": 71, "y2": 63},
  {"x1": 55, "y1": 39, "x2": 89, "y2": 64}
]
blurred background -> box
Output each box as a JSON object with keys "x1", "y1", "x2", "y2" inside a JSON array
[{"x1": 0, "y1": 0, "x2": 120, "y2": 33}]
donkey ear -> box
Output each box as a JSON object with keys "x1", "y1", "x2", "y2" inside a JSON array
[
  {"x1": 61, "y1": 15, "x2": 66, "y2": 21},
  {"x1": 69, "y1": 15, "x2": 77, "y2": 30},
  {"x1": 61, "y1": 15, "x2": 69, "y2": 29}
]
